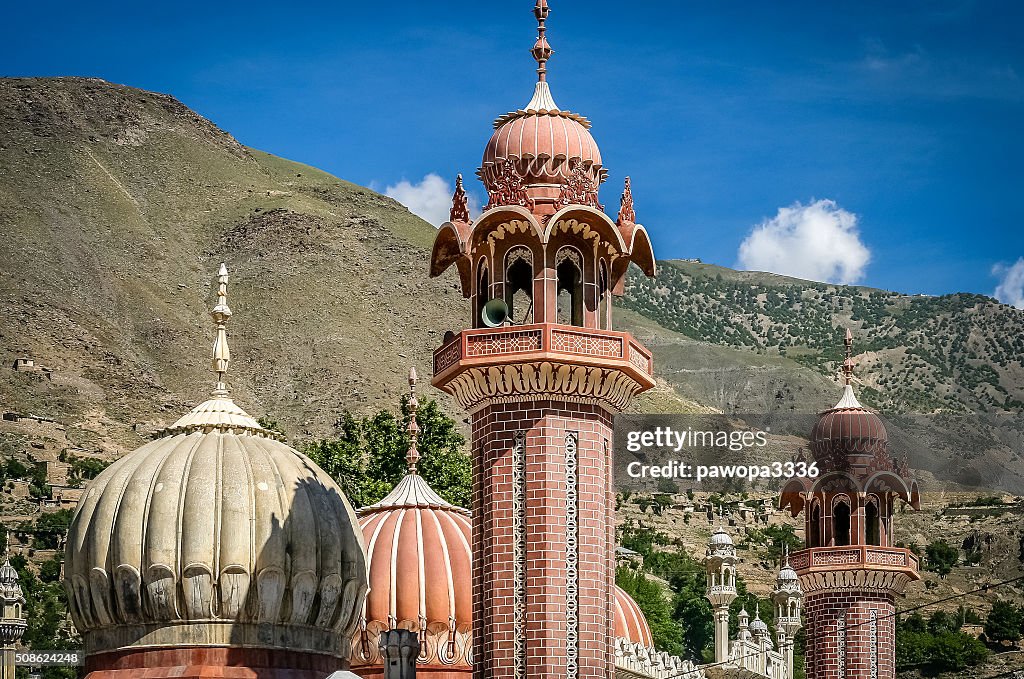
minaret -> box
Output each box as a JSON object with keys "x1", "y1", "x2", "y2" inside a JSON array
[
  {"x1": 771, "y1": 548, "x2": 803, "y2": 679},
  {"x1": 428, "y1": 3, "x2": 657, "y2": 678},
  {"x1": 0, "y1": 556, "x2": 27, "y2": 679},
  {"x1": 704, "y1": 524, "x2": 738, "y2": 664},
  {"x1": 779, "y1": 330, "x2": 921, "y2": 679}
]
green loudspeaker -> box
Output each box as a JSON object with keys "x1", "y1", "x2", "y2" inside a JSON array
[{"x1": 481, "y1": 298, "x2": 510, "y2": 328}]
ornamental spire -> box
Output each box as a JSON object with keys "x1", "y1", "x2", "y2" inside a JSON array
[
  {"x1": 211, "y1": 263, "x2": 232, "y2": 397},
  {"x1": 405, "y1": 367, "x2": 421, "y2": 474},
  {"x1": 531, "y1": 1, "x2": 553, "y2": 82},
  {"x1": 450, "y1": 174, "x2": 470, "y2": 223},
  {"x1": 617, "y1": 176, "x2": 636, "y2": 225},
  {"x1": 842, "y1": 327, "x2": 855, "y2": 386}
]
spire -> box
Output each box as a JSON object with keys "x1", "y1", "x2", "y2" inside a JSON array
[
  {"x1": 617, "y1": 176, "x2": 636, "y2": 225},
  {"x1": 405, "y1": 367, "x2": 421, "y2": 474},
  {"x1": 842, "y1": 327, "x2": 855, "y2": 386},
  {"x1": 450, "y1": 174, "x2": 470, "y2": 223},
  {"x1": 531, "y1": 1, "x2": 553, "y2": 82},
  {"x1": 210, "y1": 263, "x2": 233, "y2": 397}
]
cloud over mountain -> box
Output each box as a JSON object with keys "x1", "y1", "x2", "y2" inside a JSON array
[
  {"x1": 385, "y1": 173, "x2": 479, "y2": 227},
  {"x1": 737, "y1": 199, "x2": 870, "y2": 285},
  {"x1": 993, "y1": 257, "x2": 1024, "y2": 309}
]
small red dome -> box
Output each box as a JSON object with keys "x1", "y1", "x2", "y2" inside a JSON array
[
  {"x1": 614, "y1": 586, "x2": 654, "y2": 647},
  {"x1": 811, "y1": 385, "x2": 890, "y2": 473},
  {"x1": 352, "y1": 474, "x2": 472, "y2": 671},
  {"x1": 477, "y1": 81, "x2": 606, "y2": 208}
]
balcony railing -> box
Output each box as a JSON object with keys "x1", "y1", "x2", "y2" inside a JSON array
[
  {"x1": 789, "y1": 545, "x2": 919, "y2": 572},
  {"x1": 433, "y1": 323, "x2": 654, "y2": 379}
]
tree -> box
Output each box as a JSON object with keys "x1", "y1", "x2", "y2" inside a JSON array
[
  {"x1": 616, "y1": 567, "x2": 685, "y2": 656},
  {"x1": 925, "y1": 540, "x2": 959, "y2": 578},
  {"x1": 305, "y1": 396, "x2": 470, "y2": 509},
  {"x1": 984, "y1": 601, "x2": 1023, "y2": 645}
]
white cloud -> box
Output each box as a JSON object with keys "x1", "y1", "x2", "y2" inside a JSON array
[
  {"x1": 384, "y1": 173, "x2": 479, "y2": 227},
  {"x1": 736, "y1": 199, "x2": 871, "y2": 285},
  {"x1": 993, "y1": 258, "x2": 1024, "y2": 309}
]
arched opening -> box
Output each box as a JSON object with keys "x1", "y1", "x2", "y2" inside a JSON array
[
  {"x1": 833, "y1": 500, "x2": 851, "y2": 546},
  {"x1": 598, "y1": 260, "x2": 610, "y2": 330},
  {"x1": 865, "y1": 498, "x2": 881, "y2": 546},
  {"x1": 809, "y1": 503, "x2": 821, "y2": 548},
  {"x1": 504, "y1": 249, "x2": 534, "y2": 324},
  {"x1": 556, "y1": 251, "x2": 583, "y2": 326},
  {"x1": 475, "y1": 260, "x2": 490, "y2": 328}
]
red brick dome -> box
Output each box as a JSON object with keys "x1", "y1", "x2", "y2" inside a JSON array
[
  {"x1": 352, "y1": 473, "x2": 472, "y2": 672},
  {"x1": 477, "y1": 82, "x2": 606, "y2": 201},
  {"x1": 613, "y1": 586, "x2": 654, "y2": 647},
  {"x1": 810, "y1": 384, "x2": 889, "y2": 472}
]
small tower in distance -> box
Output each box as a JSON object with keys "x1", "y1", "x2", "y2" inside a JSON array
[
  {"x1": 780, "y1": 329, "x2": 921, "y2": 679},
  {"x1": 704, "y1": 524, "x2": 738, "y2": 664},
  {"x1": 772, "y1": 548, "x2": 803, "y2": 679},
  {"x1": 0, "y1": 555, "x2": 27, "y2": 679}
]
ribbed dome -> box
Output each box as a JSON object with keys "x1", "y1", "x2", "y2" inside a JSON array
[
  {"x1": 709, "y1": 526, "x2": 734, "y2": 547},
  {"x1": 64, "y1": 397, "x2": 368, "y2": 658},
  {"x1": 777, "y1": 563, "x2": 799, "y2": 588},
  {"x1": 478, "y1": 82, "x2": 606, "y2": 202},
  {"x1": 811, "y1": 384, "x2": 890, "y2": 472},
  {"x1": 749, "y1": 613, "x2": 770, "y2": 637},
  {"x1": 613, "y1": 586, "x2": 653, "y2": 648},
  {"x1": 351, "y1": 474, "x2": 472, "y2": 671}
]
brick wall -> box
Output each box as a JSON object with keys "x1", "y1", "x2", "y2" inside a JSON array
[
  {"x1": 472, "y1": 399, "x2": 615, "y2": 679},
  {"x1": 803, "y1": 591, "x2": 895, "y2": 679}
]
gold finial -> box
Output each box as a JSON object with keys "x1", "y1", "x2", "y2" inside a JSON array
[
  {"x1": 842, "y1": 327, "x2": 854, "y2": 386},
  {"x1": 211, "y1": 263, "x2": 233, "y2": 397},
  {"x1": 531, "y1": 0, "x2": 553, "y2": 82},
  {"x1": 405, "y1": 367, "x2": 421, "y2": 474}
]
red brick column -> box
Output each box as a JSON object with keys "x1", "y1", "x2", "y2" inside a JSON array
[
  {"x1": 471, "y1": 400, "x2": 614, "y2": 679},
  {"x1": 804, "y1": 592, "x2": 895, "y2": 679}
]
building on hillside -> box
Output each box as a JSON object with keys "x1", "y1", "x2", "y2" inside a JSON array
[{"x1": 780, "y1": 330, "x2": 922, "y2": 679}]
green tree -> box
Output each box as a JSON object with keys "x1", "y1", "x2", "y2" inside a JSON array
[
  {"x1": 616, "y1": 567, "x2": 685, "y2": 656},
  {"x1": 984, "y1": 601, "x2": 1023, "y2": 644},
  {"x1": 305, "y1": 396, "x2": 469, "y2": 509},
  {"x1": 925, "y1": 540, "x2": 959, "y2": 578}
]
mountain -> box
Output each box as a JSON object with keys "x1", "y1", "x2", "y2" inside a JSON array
[{"x1": 1, "y1": 77, "x2": 1021, "y2": 492}]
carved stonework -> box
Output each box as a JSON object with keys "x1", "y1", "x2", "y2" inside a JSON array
[
  {"x1": 450, "y1": 173, "x2": 471, "y2": 223},
  {"x1": 797, "y1": 568, "x2": 917, "y2": 595},
  {"x1": 565, "y1": 432, "x2": 579, "y2": 679},
  {"x1": 513, "y1": 431, "x2": 527, "y2": 679},
  {"x1": 485, "y1": 162, "x2": 534, "y2": 211},
  {"x1": 506, "y1": 245, "x2": 534, "y2": 268},
  {"x1": 353, "y1": 620, "x2": 472, "y2": 669},
  {"x1": 558, "y1": 159, "x2": 603, "y2": 210},
  {"x1": 837, "y1": 614, "x2": 846, "y2": 678},
  {"x1": 439, "y1": 361, "x2": 646, "y2": 412},
  {"x1": 617, "y1": 176, "x2": 635, "y2": 225},
  {"x1": 555, "y1": 247, "x2": 581, "y2": 268}
]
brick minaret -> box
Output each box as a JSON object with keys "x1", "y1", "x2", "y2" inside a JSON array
[
  {"x1": 780, "y1": 330, "x2": 921, "y2": 679},
  {"x1": 428, "y1": 5, "x2": 657, "y2": 678}
]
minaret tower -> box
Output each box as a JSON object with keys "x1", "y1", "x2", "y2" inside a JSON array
[
  {"x1": 780, "y1": 330, "x2": 921, "y2": 679},
  {"x1": 705, "y1": 525, "x2": 738, "y2": 664},
  {"x1": 429, "y1": 3, "x2": 657, "y2": 678},
  {"x1": 771, "y1": 548, "x2": 803, "y2": 679},
  {"x1": 0, "y1": 556, "x2": 26, "y2": 679}
]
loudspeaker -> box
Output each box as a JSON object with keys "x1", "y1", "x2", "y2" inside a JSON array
[{"x1": 481, "y1": 298, "x2": 509, "y2": 328}]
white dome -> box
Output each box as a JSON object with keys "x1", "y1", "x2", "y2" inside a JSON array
[
  {"x1": 64, "y1": 398, "x2": 367, "y2": 657},
  {"x1": 62, "y1": 265, "x2": 367, "y2": 660},
  {"x1": 709, "y1": 527, "x2": 733, "y2": 547}
]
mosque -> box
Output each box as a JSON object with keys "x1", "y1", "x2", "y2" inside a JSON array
[{"x1": 46, "y1": 3, "x2": 921, "y2": 679}]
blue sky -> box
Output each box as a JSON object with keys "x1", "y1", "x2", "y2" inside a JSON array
[{"x1": 4, "y1": 1, "x2": 1022, "y2": 301}]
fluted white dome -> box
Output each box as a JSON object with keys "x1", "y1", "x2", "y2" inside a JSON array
[
  {"x1": 63, "y1": 265, "x2": 367, "y2": 661},
  {"x1": 64, "y1": 398, "x2": 367, "y2": 657}
]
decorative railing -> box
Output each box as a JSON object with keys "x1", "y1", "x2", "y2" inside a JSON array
[
  {"x1": 789, "y1": 546, "x2": 919, "y2": 572},
  {"x1": 433, "y1": 323, "x2": 653, "y2": 378}
]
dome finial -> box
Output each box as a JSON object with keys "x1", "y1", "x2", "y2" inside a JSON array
[
  {"x1": 531, "y1": 1, "x2": 553, "y2": 82},
  {"x1": 842, "y1": 327, "x2": 855, "y2": 386},
  {"x1": 210, "y1": 263, "x2": 233, "y2": 397},
  {"x1": 405, "y1": 367, "x2": 421, "y2": 474}
]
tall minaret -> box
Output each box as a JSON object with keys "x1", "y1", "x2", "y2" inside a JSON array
[
  {"x1": 428, "y1": 3, "x2": 657, "y2": 678},
  {"x1": 704, "y1": 525, "x2": 738, "y2": 664},
  {"x1": 772, "y1": 548, "x2": 803, "y2": 679},
  {"x1": 780, "y1": 330, "x2": 921, "y2": 679},
  {"x1": 0, "y1": 556, "x2": 26, "y2": 679}
]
